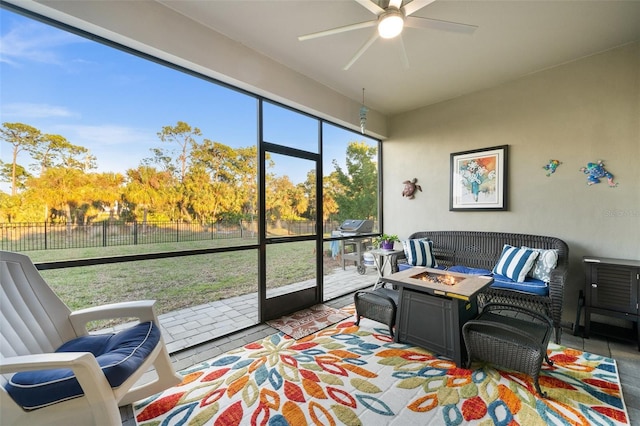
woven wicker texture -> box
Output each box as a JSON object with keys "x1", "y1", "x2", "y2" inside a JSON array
[
  {"x1": 392, "y1": 231, "x2": 568, "y2": 343},
  {"x1": 354, "y1": 286, "x2": 399, "y2": 337},
  {"x1": 463, "y1": 303, "x2": 554, "y2": 397}
]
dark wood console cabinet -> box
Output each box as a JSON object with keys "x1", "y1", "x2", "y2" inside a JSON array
[{"x1": 583, "y1": 256, "x2": 640, "y2": 349}]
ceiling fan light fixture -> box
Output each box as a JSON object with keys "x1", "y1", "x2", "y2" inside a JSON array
[{"x1": 378, "y1": 10, "x2": 404, "y2": 39}]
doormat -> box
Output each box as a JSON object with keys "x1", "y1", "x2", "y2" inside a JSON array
[
  {"x1": 265, "y1": 303, "x2": 351, "y2": 340},
  {"x1": 134, "y1": 315, "x2": 629, "y2": 425}
]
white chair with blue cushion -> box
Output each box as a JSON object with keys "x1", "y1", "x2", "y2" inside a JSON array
[{"x1": 0, "y1": 251, "x2": 181, "y2": 425}]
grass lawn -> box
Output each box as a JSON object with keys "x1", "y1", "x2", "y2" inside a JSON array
[{"x1": 28, "y1": 239, "x2": 342, "y2": 329}]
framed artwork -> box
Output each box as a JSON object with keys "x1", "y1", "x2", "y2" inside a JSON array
[{"x1": 450, "y1": 145, "x2": 508, "y2": 211}]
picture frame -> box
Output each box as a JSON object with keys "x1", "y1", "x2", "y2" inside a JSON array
[{"x1": 450, "y1": 145, "x2": 508, "y2": 211}]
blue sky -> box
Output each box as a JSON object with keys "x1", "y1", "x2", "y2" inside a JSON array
[{"x1": 0, "y1": 8, "x2": 375, "y2": 190}]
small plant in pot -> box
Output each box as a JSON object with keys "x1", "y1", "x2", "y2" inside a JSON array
[{"x1": 373, "y1": 234, "x2": 400, "y2": 250}]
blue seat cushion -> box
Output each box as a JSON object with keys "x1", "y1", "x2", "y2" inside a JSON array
[
  {"x1": 398, "y1": 262, "x2": 413, "y2": 271},
  {"x1": 5, "y1": 321, "x2": 160, "y2": 410},
  {"x1": 398, "y1": 263, "x2": 446, "y2": 272},
  {"x1": 490, "y1": 274, "x2": 549, "y2": 296},
  {"x1": 447, "y1": 265, "x2": 493, "y2": 276}
]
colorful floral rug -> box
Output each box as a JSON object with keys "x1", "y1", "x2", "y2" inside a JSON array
[
  {"x1": 265, "y1": 304, "x2": 351, "y2": 340},
  {"x1": 134, "y1": 310, "x2": 629, "y2": 425}
]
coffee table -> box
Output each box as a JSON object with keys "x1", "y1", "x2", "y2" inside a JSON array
[{"x1": 382, "y1": 267, "x2": 493, "y2": 367}]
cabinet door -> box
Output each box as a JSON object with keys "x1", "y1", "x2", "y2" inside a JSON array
[
  {"x1": 398, "y1": 289, "x2": 455, "y2": 357},
  {"x1": 590, "y1": 264, "x2": 638, "y2": 315}
]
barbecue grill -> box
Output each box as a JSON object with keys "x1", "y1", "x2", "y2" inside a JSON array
[
  {"x1": 338, "y1": 219, "x2": 374, "y2": 236},
  {"x1": 338, "y1": 219, "x2": 374, "y2": 274}
]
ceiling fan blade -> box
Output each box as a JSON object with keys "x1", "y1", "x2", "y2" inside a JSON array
[
  {"x1": 343, "y1": 31, "x2": 379, "y2": 70},
  {"x1": 388, "y1": 0, "x2": 403, "y2": 10},
  {"x1": 398, "y1": 35, "x2": 409, "y2": 69},
  {"x1": 405, "y1": 16, "x2": 478, "y2": 34},
  {"x1": 354, "y1": 0, "x2": 385, "y2": 16},
  {"x1": 402, "y1": 0, "x2": 437, "y2": 17},
  {"x1": 298, "y1": 20, "x2": 377, "y2": 41}
]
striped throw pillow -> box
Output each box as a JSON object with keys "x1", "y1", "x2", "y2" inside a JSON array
[
  {"x1": 492, "y1": 244, "x2": 539, "y2": 283},
  {"x1": 402, "y1": 239, "x2": 437, "y2": 268}
]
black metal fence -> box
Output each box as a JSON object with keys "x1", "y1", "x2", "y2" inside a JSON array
[{"x1": 0, "y1": 220, "x2": 343, "y2": 252}]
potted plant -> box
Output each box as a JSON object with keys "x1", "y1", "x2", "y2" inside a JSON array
[{"x1": 373, "y1": 233, "x2": 400, "y2": 250}]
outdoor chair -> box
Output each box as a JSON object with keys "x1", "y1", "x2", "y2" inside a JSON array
[{"x1": 0, "y1": 250, "x2": 182, "y2": 425}]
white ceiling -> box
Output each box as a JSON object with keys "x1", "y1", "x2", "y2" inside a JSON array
[{"x1": 156, "y1": 0, "x2": 640, "y2": 116}]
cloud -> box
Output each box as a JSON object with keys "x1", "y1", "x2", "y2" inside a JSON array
[
  {"x1": 1, "y1": 102, "x2": 78, "y2": 119},
  {"x1": 56, "y1": 124, "x2": 156, "y2": 147},
  {"x1": 55, "y1": 125, "x2": 159, "y2": 173},
  {"x1": 0, "y1": 18, "x2": 84, "y2": 67}
]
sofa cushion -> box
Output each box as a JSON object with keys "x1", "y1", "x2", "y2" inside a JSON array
[
  {"x1": 490, "y1": 274, "x2": 549, "y2": 296},
  {"x1": 398, "y1": 262, "x2": 413, "y2": 271},
  {"x1": 447, "y1": 265, "x2": 493, "y2": 276},
  {"x1": 402, "y1": 239, "x2": 437, "y2": 268},
  {"x1": 492, "y1": 245, "x2": 539, "y2": 283},
  {"x1": 398, "y1": 263, "x2": 446, "y2": 272},
  {"x1": 5, "y1": 321, "x2": 160, "y2": 410},
  {"x1": 523, "y1": 246, "x2": 559, "y2": 283}
]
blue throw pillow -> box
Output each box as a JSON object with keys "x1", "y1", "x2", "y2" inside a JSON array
[
  {"x1": 402, "y1": 239, "x2": 437, "y2": 268},
  {"x1": 491, "y1": 274, "x2": 549, "y2": 296},
  {"x1": 492, "y1": 244, "x2": 539, "y2": 283}
]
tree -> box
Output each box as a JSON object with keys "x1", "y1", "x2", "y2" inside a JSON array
[
  {"x1": 332, "y1": 141, "x2": 378, "y2": 221},
  {"x1": 150, "y1": 121, "x2": 204, "y2": 221},
  {"x1": 0, "y1": 191, "x2": 19, "y2": 222},
  {"x1": 321, "y1": 173, "x2": 341, "y2": 222},
  {"x1": 266, "y1": 175, "x2": 308, "y2": 231},
  {"x1": 300, "y1": 169, "x2": 340, "y2": 223},
  {"x1": 123, "y1": 166, "x2": 176, "y2": 226},
  {"x1": 88, "y1": 172, "x2": 125, "y2": 222},
  {"x1": 0, "y1": 122, "x2": 41, "y2": 195},
  {"x1": 155, "y1": 121, "x2": 202, "y2": 183},
  {"x1": 29, "y1": 133, "x2": 91, "y2": 173},
  {"x1": 234, "y1": 146, "x2": 259, "y2": 229},
  {"x1": 0, "y1": 160, "x2": 30, "y2": 193},
  {"x1": 186, "y1": 140, "x2": 238, "y2": 223},
  {"x1": 27, "y1": 167, "x2": 87, "y2": 225},
  {"x1": 301, "y1": 170, "x2": 317, "y2": 221}
]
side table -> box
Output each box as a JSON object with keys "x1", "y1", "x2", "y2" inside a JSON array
[{"x1": 369, "y1": 248, "x2": 404, "y2": 289}]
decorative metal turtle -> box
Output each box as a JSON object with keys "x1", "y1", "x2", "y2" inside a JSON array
[{"x1": 402, "y1": 178, "x2": 422, "y2": 199}]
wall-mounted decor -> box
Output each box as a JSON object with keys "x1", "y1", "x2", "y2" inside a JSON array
[
  {"x1": 543, "y1": 159, "x2": 562, "y2": 176},
  {"x1": 450, "y1": 145, "x2": 508, "y2": 211},
  {"x1": 580, "y1": 160, "x2": 618, "y2": 187},
  {"x1": 402, "y1": 178, "x2": 422, "y2": 199}
]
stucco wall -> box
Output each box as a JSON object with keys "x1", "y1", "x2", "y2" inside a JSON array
[{"x1": 384, "y1": 42, "x2": 640, "y2": 327}]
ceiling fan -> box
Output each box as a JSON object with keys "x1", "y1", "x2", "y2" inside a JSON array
[{"x1": 298, "y1": 0, "x2": 477, "y2": 70}]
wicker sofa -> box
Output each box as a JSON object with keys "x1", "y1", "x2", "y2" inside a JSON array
[{"x1": 391, "y1": 231, "x2": 569, "y2": 344}]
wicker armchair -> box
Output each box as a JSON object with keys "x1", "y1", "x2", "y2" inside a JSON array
[
  {"x1": 390, "y1": 231, "x2": 569, "y2": 344},
  {"x1": 462, "y1": 303, "x2": 554, "y2": 397}
]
